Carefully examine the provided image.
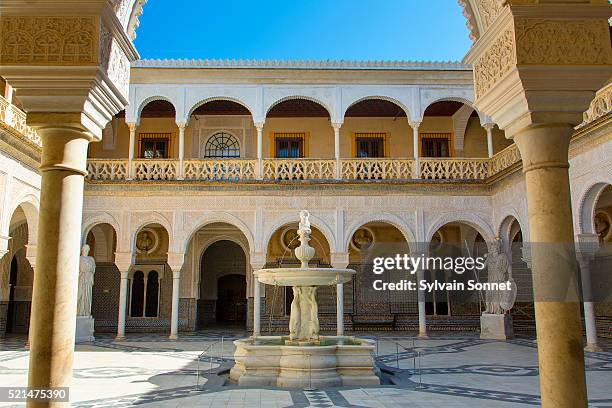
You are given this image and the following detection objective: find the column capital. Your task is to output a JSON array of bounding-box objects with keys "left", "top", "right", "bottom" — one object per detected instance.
[
  {"left": 254, "top": 121, "right": 265, "bottom": 130},
  {"left": 126, "top": 122, "right": 138, "bottom": 131},
  {"left": 482, "top": 122, "right": 495, "bottom": 132},
  {"left": 409, "top": 120, "right": 421, "bottom": 129},
  {"left": 331, "top": 122, "right": 343, "bottom": 131},
  {"left": 0, "top": 235, "right": 10, "bottom": 260},
  {"left": 114, "top": 251, "right": 133, "bottom": 273},
  {"left": 330, "top": 252, "right": 350, "bottom": 269},
  {"left": 250, "top": 252, "right": 267, "bottom": 270},
  {"left": 176, "top": 121, "right": 187, "bottom": 130},
  {"left": 25, "top": 244, "right": 37, "bottom": 269},
  {"left": 167, "top": 252, "right": 185, "bottom": 272}
]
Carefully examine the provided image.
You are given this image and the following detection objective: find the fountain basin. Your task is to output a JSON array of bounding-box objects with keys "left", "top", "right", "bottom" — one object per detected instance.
[
  {"left": 254, "top": 268, "right": 355, "bottom": 287},
  {"left": 229, "top": 336, "right": 380, "bottom": 388}
]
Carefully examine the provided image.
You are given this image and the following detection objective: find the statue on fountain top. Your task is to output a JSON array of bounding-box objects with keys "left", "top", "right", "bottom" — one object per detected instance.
[{"left": 299, "top": 210, "right": 311, "bottom": 233}]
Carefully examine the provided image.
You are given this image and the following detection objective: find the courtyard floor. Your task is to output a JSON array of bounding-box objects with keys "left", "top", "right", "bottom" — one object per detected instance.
[{"left": 0, "top": 331, "right": 610, "bottom": 407}]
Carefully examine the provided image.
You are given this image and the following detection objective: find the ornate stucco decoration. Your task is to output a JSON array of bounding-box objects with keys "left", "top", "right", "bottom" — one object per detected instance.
[
  {"left": 473, "top": 29, "right": 516, "bottom": 99},
  {"left": 515, "top": 19, "right": 612, "bottom": 65},
  {"left": 475, "top": 0, "right": 505, "bottom": 32},
  {"left": 457, "top": 0, "right": 480, "bottom": 41},
  {"left": 132, "top": 59, "right": 470, "bottom": 71},
  {"left": 581, "top": 83, "right": 612, "bottom": 126},
  {"left": 0, "top": 16, "right": 99, "bottom": 65},
  {"left": 113, "top": 0, "right": 148, "bottom": 40}
]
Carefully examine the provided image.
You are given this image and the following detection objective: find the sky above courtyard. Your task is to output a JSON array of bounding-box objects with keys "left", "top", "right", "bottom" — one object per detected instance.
[{"left": 134, "top": 0, "right": 472, "bottom": 61}]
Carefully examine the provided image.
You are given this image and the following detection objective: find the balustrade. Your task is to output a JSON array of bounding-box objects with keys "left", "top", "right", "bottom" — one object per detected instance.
[
  {"left": 263, "top": 159, "right": 336, "bottom": 180},
  {"left": 0, "top": 95, "right": 42, "bottom": 147},
  {"left": 86, "top": 160, "right": 128, "bottom": 181},
  {"left": 184, "top": 159, "right": 256, "bottom": 181},
  {"left": 420, "top": 158, "right": 489, "bottom": 180},
  {"left": 133, "top": 160, "right": 178, "bottom": 181},
  {"left": 341, "top": 158, "right": 414, "bottom": 180}
]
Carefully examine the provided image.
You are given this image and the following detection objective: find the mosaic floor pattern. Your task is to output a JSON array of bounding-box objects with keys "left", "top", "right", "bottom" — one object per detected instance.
[{"left": 0, "top": 332, "right": 610, "bottom": 407}]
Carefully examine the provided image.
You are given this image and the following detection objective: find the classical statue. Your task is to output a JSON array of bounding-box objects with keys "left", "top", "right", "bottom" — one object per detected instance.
[
  {"left": 483, "top": 238, "right": 511, "bottom": 314},
  {"left": 298, "top": 210, "right": 311, "bottom": 233},
  {"left": 77, "top": 244, "right": 96, "bottom": 316},
  {"left": 288, "top": 286, "right": 319, "bottom": 341}
]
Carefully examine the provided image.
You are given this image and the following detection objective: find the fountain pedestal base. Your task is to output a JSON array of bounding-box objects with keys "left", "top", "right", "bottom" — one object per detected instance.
[{"left": 230, "top": 336, "right": 380, "bottom": 388}]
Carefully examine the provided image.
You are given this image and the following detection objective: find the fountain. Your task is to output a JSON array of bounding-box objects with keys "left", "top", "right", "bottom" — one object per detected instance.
[{"left": 229, "top": 210, "right": 380, "bottom": 388}]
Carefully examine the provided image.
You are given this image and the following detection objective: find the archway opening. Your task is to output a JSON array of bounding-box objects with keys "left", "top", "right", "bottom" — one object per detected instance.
[
  {"left": 348, "top": 222, "right": 410, "bottom": 330},
  {"left": 1, "top": 206, "right": 34, "bottom": 336},
  {"left": 199, "top": 240, "right": 247, "bottom": 329}
]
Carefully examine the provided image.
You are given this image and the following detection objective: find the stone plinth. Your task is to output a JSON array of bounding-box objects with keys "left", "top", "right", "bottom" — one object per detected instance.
[
  {"left": 75, "top": 316, "right": 95, "bottom": 343},
  {"left": 229, "top": 336, "right": 380, "bottom": 388},
  {"left": 480, "top": 313, "right": 513, "bottom": 340}
]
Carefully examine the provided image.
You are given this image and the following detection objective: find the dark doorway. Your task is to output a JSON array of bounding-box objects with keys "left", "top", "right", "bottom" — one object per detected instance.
[
  {"left": 6, "top": 255, "right": 30, "bottom": 334},
  {"left": 198, "top": 240, "right": 246, "bottom": 329}
]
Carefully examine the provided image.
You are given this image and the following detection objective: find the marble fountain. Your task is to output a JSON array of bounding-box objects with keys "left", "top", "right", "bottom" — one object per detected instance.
[{"left": 229, "top": 210, "right": 380, "bottom": 388}]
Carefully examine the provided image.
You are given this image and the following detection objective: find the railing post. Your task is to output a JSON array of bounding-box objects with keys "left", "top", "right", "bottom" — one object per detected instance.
[
  {"left": 410, "top": 121, "right": 421, "bottom": 179},
  {"left": 483, "top": 123, "right": 495, "bottom": 158}
]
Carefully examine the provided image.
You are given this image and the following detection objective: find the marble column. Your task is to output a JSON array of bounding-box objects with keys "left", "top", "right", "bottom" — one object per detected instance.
[
  {"left": 255, "top": 123, "right": 264, "bottom": 180},
  {"left": 410, "top": 122, "right": 421, "bottom": 179},
  {"left": 116, "top": 270, "right": 129, "bottom": 340},
  {"left": 514, "top": 125, "right": 587, "bottom": 407},
  {"left": 27, "top": 127, "right": 91, "bottom": 399},
  {"left": 127, "top": 122, "right": 137, "bottom": 180},
  {"left": 169, "top": 270, "right": 181, "bottom": 339},
  {"left": 253, "top": 278, "right": 261, "bottom": 337},
  {"left": 576, "top": 234, "right": 601, "bottom": 352},
  {"left": 177, "top": 122, "right": 186, "bottom": 180},
  {"left": 332, "top": 123, "right": 342, "bottom": 180},
  {"left": 336, "top": 283, "right": 344, "bottom": 336},
  {"left": 484, "top": 123, "right": 494, "bottom": 158}
]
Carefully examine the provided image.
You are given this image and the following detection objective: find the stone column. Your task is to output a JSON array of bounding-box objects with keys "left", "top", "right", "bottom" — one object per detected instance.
[
  {"left": 116, "top": 270, "right": 129, "bottom": 340},
  {"left": 483, "top": 123, "right": 494, "bottom": 158},
  {"left": 410, "top": 122, "right": 421, "bottom": 179},
  {"left": 177, "top": 122, "right": 186, "bottom": 180},
  {"left": 332, "top": 123, "right": 342, "bottom": 180},
  {"left": 26, "top": 126, "right": 91, "bottom": 399},
  {"left": 576, "top": 234, "right": 601, "bottom": 352},
  {"left": 253, "top": 278, "right": 261, "bottom": 337},
  {"left": 514, "top": 125, "right": 587, "bottom": 407},
  {"left": 255, "top": 122, "right": 264, "bottom": 180},
  {"left": 169, "top": 270, "right": 180, "bottom": 339},
  {"left": 336, "top": 283, "right": 344, "bottom": 336},
  {"left": 127, "top": 122, "right": 137, "bottom": 180},
  {"left": 412, "top": 249, "right": 427, "bottom": 338}
]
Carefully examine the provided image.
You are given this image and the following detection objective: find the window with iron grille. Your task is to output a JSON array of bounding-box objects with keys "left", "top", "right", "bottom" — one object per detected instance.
[
  {"left": 274, "top": 132, "right": 305, "bottom": 158},
  {"left": 421, "top": 133, "right": 451, "bottom": 157},
  {"left": 204, "top": 131, "right": 240, "bottom": 158},
  {"left": 139, "top": 133, "right": 171, "bottom": 159},
  {"left": 355, "top": 133, "right": 386, "bottom": 158}
]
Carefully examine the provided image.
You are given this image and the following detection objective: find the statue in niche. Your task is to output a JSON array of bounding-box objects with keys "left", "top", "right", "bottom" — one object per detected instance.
[
  {"left": 77, "top": 245, "right": 96, "bottom": 316},
  {"left": 483, "top": 238, "right": 511, "bottom": 314},
  {"left": 352, "top": 228, "right": 374, "bottom": 251}
]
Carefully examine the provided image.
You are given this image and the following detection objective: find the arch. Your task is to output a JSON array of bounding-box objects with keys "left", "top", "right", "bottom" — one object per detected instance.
[
  {"left": 425, "top": 212, "right": 495, "bottom": 246},
  {"left": 130, "top": 212, "right": 173, "bottom": 254},
  {"left": 8, "top": 194, "right": 39, "bottom": 246},
  {"left": 182, "top": 212, "right": 255, "bottom": 254},
  {"left": 579, "top": 182, "right": 612, "bottom": 235},
  {"left": 423, "top": 97, "right": 485, "bottom": 123},
  {"left": 187, "top": 96, "right": 255, "bottom": 120},
  {"left": 82, "top": 212, "right": 121, "bottom": 246},
  {"left": 342, "top": 96, "right": 412, "bottom": 121},
  {"left": 135, "top": 96, "right": 178, "bottom": 123},
  {"left": 344, "top": 212, "right": 416, "bottom": 253},
  {"left": 265, "top": 95, "right": 333, "bottom": 119},
  {"left": 263, "top": 212, "right": 336, "bottom": 255},
  {"left": 497, "top": 215, "right": 524, "bottom": 252}
]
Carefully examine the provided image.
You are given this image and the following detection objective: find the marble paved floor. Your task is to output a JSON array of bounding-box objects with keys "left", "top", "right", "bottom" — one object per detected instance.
[{"left": 0, "top": 331, "right": 610, "bottom": 407}]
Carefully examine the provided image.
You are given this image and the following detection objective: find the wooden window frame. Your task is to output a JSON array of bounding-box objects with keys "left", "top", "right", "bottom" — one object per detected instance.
[
  {"left": 270, "top": 132, "right": 309, "bottom": 158},
  {"left": 419, "top": 132, "right": 454, "bottom": 158},
  {"left": 352, "top": 132, "right": 389, "bottom": 158},
  {"left": 138, "top": 132, "right": 174, "bottom": 159}
]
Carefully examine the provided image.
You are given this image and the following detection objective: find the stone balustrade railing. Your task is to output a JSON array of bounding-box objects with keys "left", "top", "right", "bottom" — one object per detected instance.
[
  {"left": 0, "top": 95, "right": 42, "bottom": 147},
  {"left": 184, "top": 159, "right": 256, "bottom": 181},
  {"left": 86, "top": 151, "right": 522, "bottom": 183},
  {"left": 341, "top": 158, "right": 415, "bottom": 180},
  {"left": 263, "top": 159, "right": 336, "bottom": 180}
]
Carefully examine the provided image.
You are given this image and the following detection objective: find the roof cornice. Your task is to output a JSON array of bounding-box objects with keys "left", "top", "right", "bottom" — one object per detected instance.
[{"left": 131, "top": 59, "right": 471, "bottom": 71}]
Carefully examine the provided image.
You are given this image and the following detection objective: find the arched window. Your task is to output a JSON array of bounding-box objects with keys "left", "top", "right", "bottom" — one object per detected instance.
[
  {"left": 130, "top": 271, "right": 144, "bottom": 317},
  {"left": 145, "top": 271, "right": 159, "bottom": 317},
  {"left": 204, "top": 132, "right": 240, "bottom": 158}
]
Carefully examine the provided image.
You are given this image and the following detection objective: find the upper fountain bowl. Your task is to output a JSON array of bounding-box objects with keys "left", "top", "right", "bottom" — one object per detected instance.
[{"left": 254, "top": 267, "right": 355, "bottom": 287}]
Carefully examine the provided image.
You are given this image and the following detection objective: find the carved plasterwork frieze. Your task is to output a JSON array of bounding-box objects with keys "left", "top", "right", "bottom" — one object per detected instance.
[
  {"left": 581, "top": 83, "right": 612, "bottom": 126},
  {"left": 0, "top": 16, "right": 99, "bottom": 65},
  {"left": 475, "top": 0, "right": 505, "bottom": 32},
  {"left": 99, "top": 24, "right": 131, "bottom": 97},
  {"left": 474, "top": 28, "right": 516, "bottom": 99},
  {"left": 515, "top": 19, "right": 612, "bottom": 65}
]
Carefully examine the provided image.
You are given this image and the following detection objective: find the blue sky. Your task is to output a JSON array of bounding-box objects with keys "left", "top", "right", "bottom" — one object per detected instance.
[{"left": 134, "top": 1, "right": 472, "bottom": 61}]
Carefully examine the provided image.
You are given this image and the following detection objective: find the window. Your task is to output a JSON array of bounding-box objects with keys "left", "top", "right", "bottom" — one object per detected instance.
[
  {"left": 130, "top": 270, "right": 160, "bottom": 318},
  {"left": 139, "top": 133, "right": 171, "bottom": 159},
  {"left": 421, "top": 133, "right": 452, "bottom": 158},
  {"left": 204, "top": 132, "right": 240, "bottom": 158},
  {"left": 354, "top": 133, "right": 386, "bottom": 158},
  {"left": 274, "top": 133, "right": 305, "bottom": 158}
]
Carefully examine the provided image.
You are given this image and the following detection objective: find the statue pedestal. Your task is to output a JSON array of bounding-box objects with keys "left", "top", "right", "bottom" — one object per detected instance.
[
  {"left": 75, "top": 315, "right": 95, "bottom": 343},
  {"left": 480, "top": 313, "right": 513, "bottom": 340}
]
